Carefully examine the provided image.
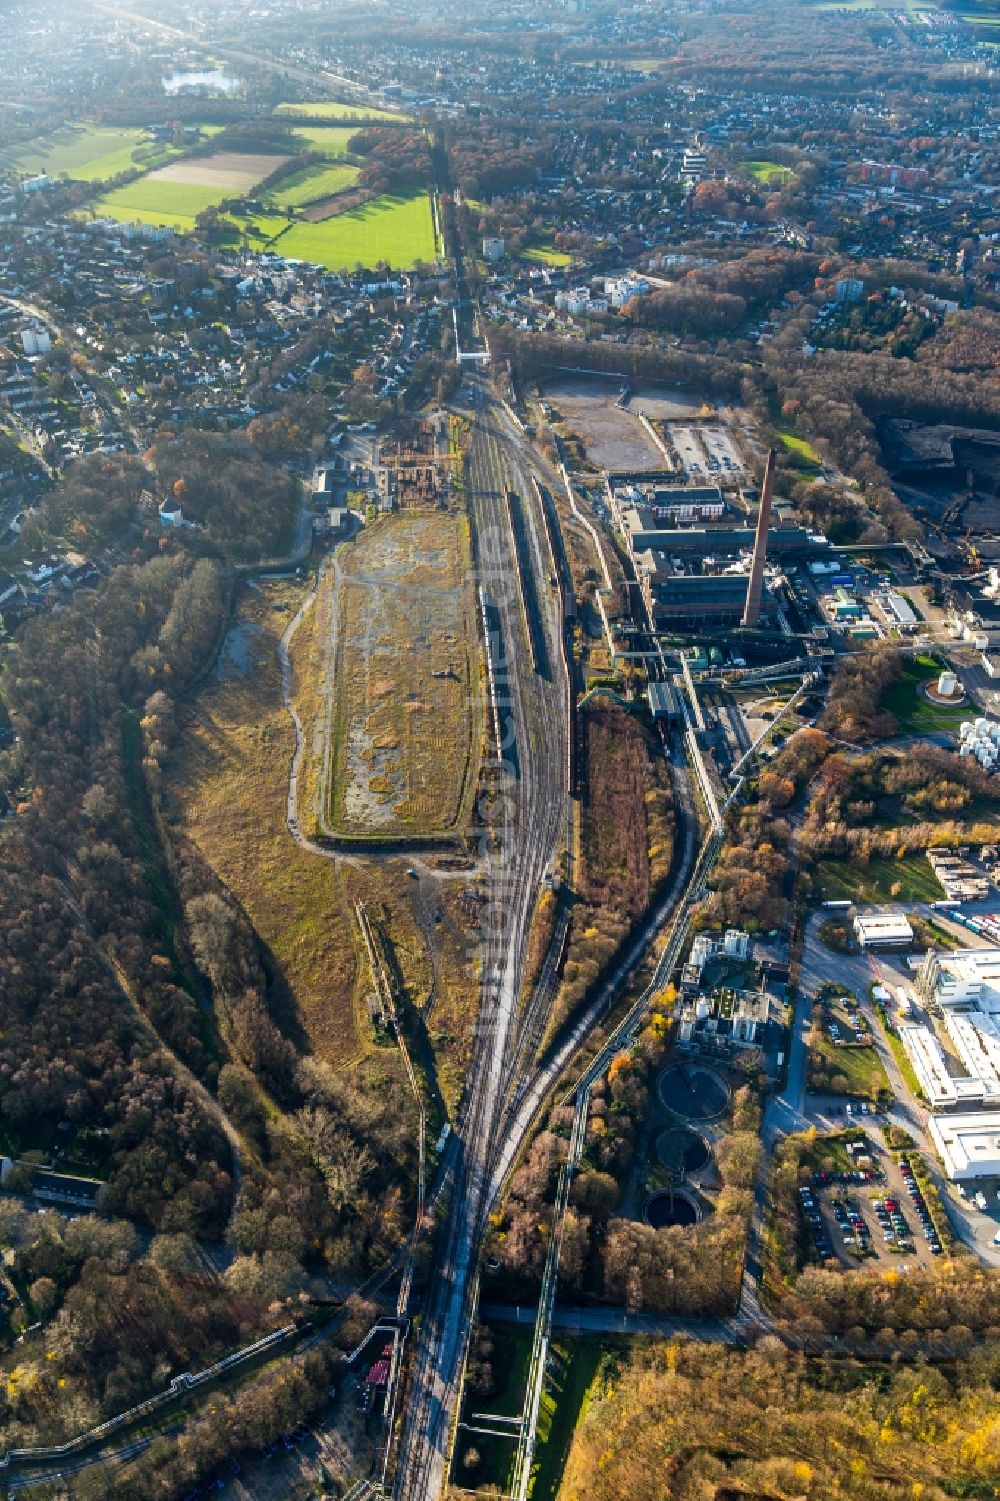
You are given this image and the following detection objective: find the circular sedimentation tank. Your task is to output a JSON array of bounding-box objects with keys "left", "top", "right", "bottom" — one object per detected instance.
[
  {"left": 655, "top": 1126, "right": 711, "bottom": 1176},
  {"left": 645, "top": 1188, "right": 700, "bottom": 1229},
  {"left": 658, "top": 1062, "right": 730, "bottom": 1122}
]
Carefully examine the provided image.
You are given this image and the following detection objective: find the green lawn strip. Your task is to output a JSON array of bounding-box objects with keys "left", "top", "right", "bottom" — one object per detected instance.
[
  {"left": 812, "top": 853, "right": 945, "bottom": 904},
  {"left": 265, "top": 162, "right": 360, "bottom": 210},
  {"left": 869, "top": 999, "right": 926, "bottom": 1103},
  {"left": 276, "top": 100, "right": 409, "bottom": 121},
  {"left": 531, "top": 1337, "right": 604, "bottom": 1501},
  {"left": 275, "top": 191, "right": 435, "bottom": 270}
]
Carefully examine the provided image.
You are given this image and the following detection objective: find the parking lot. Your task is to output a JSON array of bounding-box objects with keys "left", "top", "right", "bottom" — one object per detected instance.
[
  {"left": 667, "top": 423, "right": 706, "bottom": 476},
  {"left": 698, "top": 423, "right": 745, "bottom": 477},
  {"left": 799, "top": 1135, "right": 945, "bottom": 1269}
]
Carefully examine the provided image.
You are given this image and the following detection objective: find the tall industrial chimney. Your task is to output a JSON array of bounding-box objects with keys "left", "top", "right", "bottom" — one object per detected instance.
[{"left": 741, "top": 447, "right": 776, "bottom": 629}]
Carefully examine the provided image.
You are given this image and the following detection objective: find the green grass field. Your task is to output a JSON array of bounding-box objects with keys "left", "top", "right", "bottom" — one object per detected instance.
[
  {"left": 276, "top": 191, "right": 436, "bottom": 269},
  {"left": 220, "top": 213, "right": 296, "bottom": 245},
  {"left": 266, "top": 162, "right": 360, "bottom": 210},
  {"left": 810, "top": 1005, "right": 892, "bottom": 1100},
  {"left": 90, "top": 178, "right": 226, "bottom": 232},
  {"left": 290, "top": 126, "right": 361, "bottom": 158},
  {"left": 276, "top": 99, "right": 408, "bottom": 121},
  {"left": 740, "top": 159, "right": 796, "bottom": 184},
  {"left": 813, "top": 853, "right": 945, "bottom": 904},
  {"left": 1, "top": 126, "right": 157, "bottom": 182},
  {"left": 523, "top": 243, "right": 574, "bottom": 267},
  {"left": 779, "top": 430, "right": 822, "bottom": 466},
  {"left": 882, "top": 654, "right": 972, "bottom": 731}
]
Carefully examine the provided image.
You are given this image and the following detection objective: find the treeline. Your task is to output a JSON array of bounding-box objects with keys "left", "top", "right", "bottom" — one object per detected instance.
[
  {"left": 696, "top": 800, "right": 792, "bottom": 933},
  {"left": 558, "top": 1340, "right": 1000, "bottom": 1501},
  {"left": 543, "top": 701, "right": 674, "bottom": 1047},
  {"left": 768, "top": 345, "right": 1000, "bottom": 541},
  {"left": 691, "top": 246, "right": 822, "bottom": 306},
  {"left": 146, "top": 431, "right": 301, "bottom": 562},
  {"left": 819, "top": 644, "right": 902, "bottom": 742},
  {"left": 350, "top": 126, "right": 432, "bottom": 194},
  {"left": 26, "top": 435, "right": 302, "bottom": 563},
  {"left": 445, "top": 120, "right": 551, "bottom": 197},
  {"left": 624, "top": 283, "right": 747, "bottom": 337},
  {"left": 491, "top": 326, "right": 745, "bottom": 398},
  {"left": 72, "top": 1341, "right": 347, "bottom": 1501},
  {"left": 0, "top": 1202, "right": 283, "bottom": 1448},
  {"left": 1, "top": 555, "right": 239, "bottom": 1235},
  {"left": 800, "top": 738, "right": 1000, "bottom": 863}
]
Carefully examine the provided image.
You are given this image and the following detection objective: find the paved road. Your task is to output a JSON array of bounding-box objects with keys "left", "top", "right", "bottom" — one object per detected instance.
[{"left": 480, "top": 1301, "right": 745, "bottom": 1344}]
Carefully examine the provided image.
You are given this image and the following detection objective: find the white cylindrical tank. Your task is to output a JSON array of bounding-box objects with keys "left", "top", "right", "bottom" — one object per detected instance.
[
  {"left": 938, "top": 670, "right": 958, "bottom": 698},
  {"left": 976, "top": 718, "right": 989, "bottom": 732},
  {"left": 961, "top": 721, "right": 975, "bottom": 739}
]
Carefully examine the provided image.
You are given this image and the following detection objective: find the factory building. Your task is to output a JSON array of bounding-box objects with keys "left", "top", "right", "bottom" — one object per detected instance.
[
  {"left": 917, "top": 947, "right": 1000, "bottom": 1015},
  {"left": 928, "top": 1114, "right": 1000, "bottom": 1181}
]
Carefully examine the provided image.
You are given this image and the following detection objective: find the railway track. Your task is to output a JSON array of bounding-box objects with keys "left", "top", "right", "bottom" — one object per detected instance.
[{"left": 392, "top": 374, "right": 568, "bottom": 1501}]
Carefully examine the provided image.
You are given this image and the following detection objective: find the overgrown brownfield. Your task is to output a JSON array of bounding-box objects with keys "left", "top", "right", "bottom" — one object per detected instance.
[
  {"left": 542, "top": 699, "right": 673, "bottom": 1048},
  {"left": 165, "top": 580, "right": 361, "bottom": 1065}
]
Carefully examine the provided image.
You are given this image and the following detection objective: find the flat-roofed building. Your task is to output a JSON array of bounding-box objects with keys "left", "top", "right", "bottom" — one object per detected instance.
[
  {"left": 929, "top": 1113, "right": 1000, "bottom": 1181},
  {"left": 899, "top": 1008, "right": 1000, "bottom": 1110},
  {"left": 918, "top": 947, "right": 1000, "bottom": 1015},
  {"left": 647, "top": 681, "right": 681, "bottom": 721},
  {"left": 853, "top": 911, "right": 914, "bottom": 949},
  {"left": 899, "top": 1024, "right": 985, "bottom": 1109}
]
